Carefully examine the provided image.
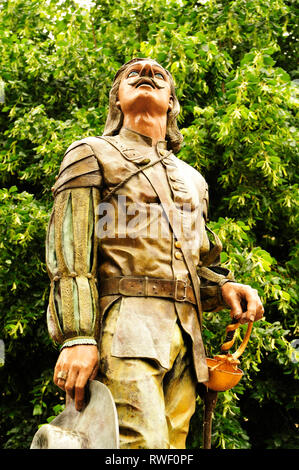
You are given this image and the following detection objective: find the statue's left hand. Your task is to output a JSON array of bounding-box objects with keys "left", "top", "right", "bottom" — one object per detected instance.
[
  {"left": 221, "top": 282, "right": 264, "bottom": 324},
  {"left": 54, "top": 345, "right": 99, "bottom": 411}
]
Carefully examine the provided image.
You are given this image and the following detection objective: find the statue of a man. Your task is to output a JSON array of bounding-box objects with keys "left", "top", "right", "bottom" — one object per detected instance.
[{"left": 46, "top": 58, "right": 264, "bottom": 449}]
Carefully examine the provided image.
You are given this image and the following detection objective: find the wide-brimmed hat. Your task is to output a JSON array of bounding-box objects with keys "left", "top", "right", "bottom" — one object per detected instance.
[{"left": 30, "top": 380, "right": 119, "bottom": 449}]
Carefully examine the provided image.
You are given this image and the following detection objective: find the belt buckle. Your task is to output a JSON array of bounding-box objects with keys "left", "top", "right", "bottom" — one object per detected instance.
[{"left": 175, "top": 279, "right": 187, "bottom": 302}]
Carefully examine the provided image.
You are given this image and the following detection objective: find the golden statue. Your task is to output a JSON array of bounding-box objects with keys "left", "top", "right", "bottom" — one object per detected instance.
[{"left": 45, "top": 58, "right": 264, "bottom": 449}]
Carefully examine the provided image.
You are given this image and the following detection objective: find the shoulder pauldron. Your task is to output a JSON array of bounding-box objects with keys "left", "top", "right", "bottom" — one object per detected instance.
[{"left": 52, "top": 141, "right": 102, "bottom": 197}]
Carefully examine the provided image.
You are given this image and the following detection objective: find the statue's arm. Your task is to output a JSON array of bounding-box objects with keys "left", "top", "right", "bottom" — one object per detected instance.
[
  {"left": 46, "top": 186, "right": 101, "bottom": 346},
  {"left": 46, "top": 141, "right": 102, "bottom": 410},
  {"left": 197, "top": 179, "right": 264, "bottom": 322}
]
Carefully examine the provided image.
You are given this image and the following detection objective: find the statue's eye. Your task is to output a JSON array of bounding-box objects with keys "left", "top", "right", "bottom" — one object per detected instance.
[
  {"left": 128, "top": 71, "right": 139, "bottom": 78},
  {"left": 155, "top": 72, "right": 164, "bottom": 79}
]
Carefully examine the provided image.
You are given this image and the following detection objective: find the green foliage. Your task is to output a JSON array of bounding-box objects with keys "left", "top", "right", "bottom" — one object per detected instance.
[{"left": 0, "top": 0, "right": 298, "bottom": 449}]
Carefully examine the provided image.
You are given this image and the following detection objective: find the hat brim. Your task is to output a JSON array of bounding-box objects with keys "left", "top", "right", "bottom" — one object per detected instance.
[{"left": 31, "top": 380, "right": 119, "bottom": 449}]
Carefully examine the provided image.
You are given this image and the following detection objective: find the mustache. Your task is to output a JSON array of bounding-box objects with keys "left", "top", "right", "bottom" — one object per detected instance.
[{"left": 128, "top": 76, "right": 165, "bottom": 90}]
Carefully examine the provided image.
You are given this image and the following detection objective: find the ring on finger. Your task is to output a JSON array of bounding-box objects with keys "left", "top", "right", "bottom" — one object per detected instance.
[{"left": 57, "top": 370, "right": 68, "bottom": 381}]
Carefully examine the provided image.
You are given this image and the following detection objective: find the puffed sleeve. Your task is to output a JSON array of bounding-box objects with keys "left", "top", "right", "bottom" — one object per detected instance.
[{"left": 46, "top": 140, "right": 102, "bottom": 348}]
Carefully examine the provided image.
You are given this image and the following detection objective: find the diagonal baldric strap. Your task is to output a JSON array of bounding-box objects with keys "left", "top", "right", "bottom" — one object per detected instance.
[{"left": 97, "top": 136, "right": 203, "bottom": 328}]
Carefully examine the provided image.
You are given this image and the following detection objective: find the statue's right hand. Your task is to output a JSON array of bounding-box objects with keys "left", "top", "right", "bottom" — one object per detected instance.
[{"left": 54, "top": 344, "right": 99, "bottom": 411}]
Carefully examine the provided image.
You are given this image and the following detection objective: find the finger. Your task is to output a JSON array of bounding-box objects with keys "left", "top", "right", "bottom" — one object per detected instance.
[
  {"left": 227, "top": 291, "right": 244, "bottom": 320},
  {"left": 75, "top": 372, "right": 89, "bottom": 411},
  {"left": 241, "top": 289, "right": 262, "bottom": 323},
  {"left": 53, "top": 369, "right": 59, "bottom": 386},
  {"left": 65, "top": 366, "right": 79, "bottom": 398},
  {"left": 56, "top": 377, "right": 67, "bottom": 391},
  {"left": 255, "top": 289, "right": 265, "bottom": 319},
  {"left": 90, "top": 363, "right": 99, "bottom": 381},
  {"left": 54, "top": 363, "right": 66, "bottom": 388},
  {"left": 53, "top": 351, "right": 69, "bottom": 383},
  {"left": 239, "top": 312, "right": 251, "bottom": 324},
  {"left": 255, "top": 300, "right": 264, "bottom": 321},
  {"left": 53, "top": 362, "right": 61, "bottom": 385}
]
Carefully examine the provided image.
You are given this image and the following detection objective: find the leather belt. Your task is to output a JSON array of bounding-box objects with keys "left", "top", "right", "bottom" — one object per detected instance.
[{"left": 99, "top": 277, "right": 196, "bottom": 304}]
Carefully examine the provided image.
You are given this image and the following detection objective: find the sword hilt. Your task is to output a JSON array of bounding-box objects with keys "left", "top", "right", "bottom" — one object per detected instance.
[
  {"left": 221, "top": 317, "right": 240, "bottom": 352},
  {"left": 221, "top": 300, "right": 253, "bottom": 358}
]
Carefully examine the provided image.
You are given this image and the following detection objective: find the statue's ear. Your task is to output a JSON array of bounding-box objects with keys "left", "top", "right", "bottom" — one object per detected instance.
[
  {"left": 168, "top": 96, "right": 174, "bottom": 112},
  {"left": 116, "top": 100, "right": 121, "bottom": 110}
]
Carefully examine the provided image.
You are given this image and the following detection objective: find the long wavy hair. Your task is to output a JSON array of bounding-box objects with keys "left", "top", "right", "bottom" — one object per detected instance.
[{"left": 103, "top": 58, "right": 183, "bottom": 154}]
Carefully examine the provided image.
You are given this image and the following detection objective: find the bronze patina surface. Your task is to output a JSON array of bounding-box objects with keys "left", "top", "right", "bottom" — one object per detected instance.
[{"left": 44, "top": 58, "right": 264, "bottom": 449}]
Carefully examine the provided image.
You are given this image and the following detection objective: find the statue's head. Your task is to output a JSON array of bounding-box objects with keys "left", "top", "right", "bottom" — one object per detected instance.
[{"left": 103, "top": 58, "right": 183, "bottom": 154}]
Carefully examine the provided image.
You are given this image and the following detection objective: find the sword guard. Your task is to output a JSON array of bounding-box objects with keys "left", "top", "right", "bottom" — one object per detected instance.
[{"left": 221, "top": 320, "right": 253, "bottom": 360}]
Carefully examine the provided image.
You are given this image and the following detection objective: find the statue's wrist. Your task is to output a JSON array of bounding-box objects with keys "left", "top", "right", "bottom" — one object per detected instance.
[
  {"left": 219, "top": 280, "right": 236, "bottom": 308},
  {"left": 60, "top": 337, "right": 98, "bottom": 350}
]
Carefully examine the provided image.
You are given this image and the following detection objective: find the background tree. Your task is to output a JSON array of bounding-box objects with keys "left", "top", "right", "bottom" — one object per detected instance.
[{"left": 0, "top": 0, "right": 298, "bottom": 449}]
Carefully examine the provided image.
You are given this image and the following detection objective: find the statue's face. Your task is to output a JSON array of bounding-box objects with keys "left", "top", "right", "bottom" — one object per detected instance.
[{"left": 116, "top": 60, "right": 173, "bottom": 117}]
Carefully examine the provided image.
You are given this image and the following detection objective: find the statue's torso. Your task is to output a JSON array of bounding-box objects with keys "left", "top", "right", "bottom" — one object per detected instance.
[{"left": 83, "top": 128, "right": 210, "bottom": 284}]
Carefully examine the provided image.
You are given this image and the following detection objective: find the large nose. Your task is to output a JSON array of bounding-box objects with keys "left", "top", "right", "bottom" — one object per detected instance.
[{"left": 140, "top": 63, "right": 154, "bottom": 78}]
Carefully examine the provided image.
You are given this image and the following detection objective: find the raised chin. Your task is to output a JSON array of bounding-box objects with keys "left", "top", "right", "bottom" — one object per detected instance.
[{"left": 129, "top": 92, "right": 167, "bottom": 114}]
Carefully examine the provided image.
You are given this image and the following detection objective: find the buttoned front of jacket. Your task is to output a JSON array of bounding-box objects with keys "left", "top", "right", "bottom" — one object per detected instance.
[{"left": 88, "top": 128, "right": 205, "bottom": 282}]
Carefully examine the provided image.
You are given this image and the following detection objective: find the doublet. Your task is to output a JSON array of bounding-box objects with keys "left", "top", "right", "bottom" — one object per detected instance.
[{"left": 46, "top": 128, "right": 233, "bottom": 384}]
